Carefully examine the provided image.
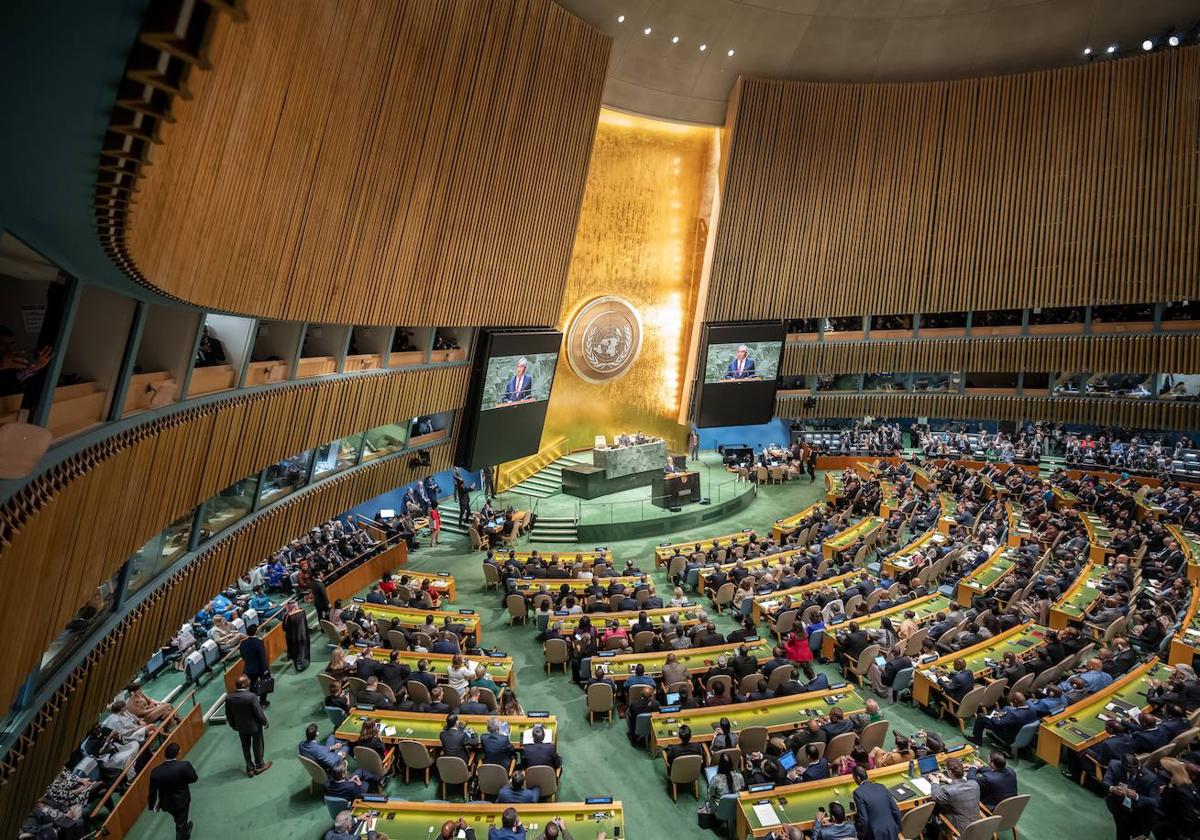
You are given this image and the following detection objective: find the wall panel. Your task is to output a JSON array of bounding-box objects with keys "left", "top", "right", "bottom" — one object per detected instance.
[
  {"left": 708, "top": 47, "right": 1200, "bottom": 321},
  {"left": 0, "top": 445, "right": 451, "bottom": 838},
  {"left": 0, "top": 365, "right": 467, "bottom": 715},
  {"left": 120, "top": 0, "right": 610, "bottom": 325},
  {"left": 777, "top": 392, "right": 1200, "bottom": 431},
  {"left": 783, "top": 333, "right": 1200, "bottom": 376}
]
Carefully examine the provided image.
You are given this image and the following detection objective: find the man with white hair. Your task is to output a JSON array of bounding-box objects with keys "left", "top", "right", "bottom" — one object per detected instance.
[
  {"left": 501, "top": 357, "right": 534, "bottom": 403},
  {"left": 725, "top": 344, "right": 757, "bottom": 379}
]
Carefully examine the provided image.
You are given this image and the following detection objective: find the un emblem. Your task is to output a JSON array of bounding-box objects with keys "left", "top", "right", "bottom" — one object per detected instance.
[{"left": 566, "top": 296, "right": 643, "bottom": 384}]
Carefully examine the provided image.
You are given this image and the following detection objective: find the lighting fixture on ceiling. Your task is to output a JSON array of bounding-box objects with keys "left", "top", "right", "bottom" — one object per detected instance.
[
  {"left": 672, "top": 35, "right": 679, "bottom": 44},
  {"left": 727, "top": 49, "right": 735, "bottom": 57},
  {"left": 617, "top": 14, "right": 624, "bottom": 23},
  {"left": 699, "top": 43, "right": 707, "bottom": 51},
  {"left": 644, "top": 26, "right": 652, "bottom": 35}
]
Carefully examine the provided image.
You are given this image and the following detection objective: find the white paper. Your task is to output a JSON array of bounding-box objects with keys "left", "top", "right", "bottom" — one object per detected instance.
[
  {"left": 911, "top": 777, "right": 933, "bottom": 796},
  {"left": 523, "top": 726, "right": 552, "bottom": 744},
  {"left": 383, "top": 725, "right": 397, "bottom": 737},
  {"left": 752, "top": 803, "right": 781, "bottom": 826}
]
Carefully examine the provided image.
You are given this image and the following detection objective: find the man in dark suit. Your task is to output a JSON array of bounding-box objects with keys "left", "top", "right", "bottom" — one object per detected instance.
[
  {"left": 970, "top": 752, "right": 1019, "bottom": 809},
  {"left": 725, "top": 345, "right": 757, "bottom": 379},
  {"left": 521, "top": 725, "right": 561, "bottom": 770},
  {"left": 355, "top": 649, "right": 383, "bottom": 680},
  {"left": 412, "top": 659, "right": 438, "bottom": 692},
  {"left": 481, "top": 718, "right": 516, "bottom": 768},
  {"left": 665, "top": 724, "right": 705, "bottom": 767},
  {"left": 225, "top": 675, "right": 271, "bottom": 777},
  {"left": 310, "top": 571, "right": 330, "bottom": 620},
  {"left": 819, "top": 707, "right": 855, "bottom": 742},
  {"left": 800, "top": 743, "right": 830, "bottom": 781},
  {"left": 357, "top": 676, "right": 394, "bottom": 710},
  {"left": 501, "top": 358, "right": 534, "bottom": 403},
  {"left": 1104, "top": 753, "right": 1164, "bottom": 840},
  {"left": 945, "top": 658, "right": 976, "bottom": 703},
  {"left": 238, "top": 625, "right": 272, "bottom": 707},
  {"left": 851, "top": 764, "right": 901, "bottom": 839},
  {"left": 968, "top": 691, "right": 1038, "bottom": 746},
  {"left": 379, "top": 650, "right": 409, "bottom": 695},
  {"left": 148, "top": 743, "right": 198, "bottom": 839}
]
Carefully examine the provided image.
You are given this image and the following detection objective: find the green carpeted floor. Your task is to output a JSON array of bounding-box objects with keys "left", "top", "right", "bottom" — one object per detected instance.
[{"left": 127, "top": 473, "right": 1115, "bottom": 840}]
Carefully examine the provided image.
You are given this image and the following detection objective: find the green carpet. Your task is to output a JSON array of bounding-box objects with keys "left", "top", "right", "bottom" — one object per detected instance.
[{"left": 126, "top": 473, "right": 1114, "bottom": 840}]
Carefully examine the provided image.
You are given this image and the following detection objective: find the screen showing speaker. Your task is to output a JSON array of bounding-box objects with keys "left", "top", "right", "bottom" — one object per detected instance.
[
  {"left": 456, "top": 329, "right": 563, "bottom": 471},
  {"left": 696, "top": 322, "right": 785, "bottom": 427}
]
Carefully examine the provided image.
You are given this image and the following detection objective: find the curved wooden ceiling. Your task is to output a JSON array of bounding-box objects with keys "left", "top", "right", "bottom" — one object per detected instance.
[{"left": 122, "top": 0, "right": 610, "bottom": 325}]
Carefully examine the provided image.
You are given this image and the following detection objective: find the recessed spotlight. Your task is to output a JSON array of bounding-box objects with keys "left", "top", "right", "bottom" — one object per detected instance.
[
  {"left": 699, "top": 43, "right": 707, "bottom": 51},
  {"left": 1168, "top": 35, "right": 1181, "bottom": 47},
  {"left": 727, "top": 49, "right": 735, "bottom": 57},
  {"left": 617, "top": 14, "right": 624, "bottom": 23},
  {"left": 1142, "top": 39, "right": 1154, "bottom": 51},
  {"left": 1106, "top": 44, "right": 1118, "bottom": 53},
  {"left": 672, "top": 35, "right": 679, "bottom": 44},
  {"left": 1082, "top": 47, "right": 1092, "bottom": 56},
  {"left": 643, "top": 26, "right": 652, "bottom": 35}
]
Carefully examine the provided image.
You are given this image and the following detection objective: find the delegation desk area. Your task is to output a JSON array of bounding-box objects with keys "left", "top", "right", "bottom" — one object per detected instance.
[
  {"left": 820, "top": 593, "right": 951, "bottom": 660},
  {"left": 913, "top": 623, "right": 1047, "bottom": 707},
  {"left": 351, "top": 648, "right": 516, "bottom": 688},
  {"left": 335, "top": 708, "right": 556, "bottom": 751},
  {"left": 584, "top": 640, "right": 775, "bottom": 683},
  {"left": 655, "top": 530, "right": 756, "bottom": 566},
  {"left": 350, "top": 800, "right": 624, "bottom": 839},
  {"left": 735, "top": 746, "right": 979, "bottom": 838},
  {"left": 648, "top": 686, "right": 867, "bottom": 756},
  {"left": 358, "top": 603, "right": 483, "bottom": 644}
]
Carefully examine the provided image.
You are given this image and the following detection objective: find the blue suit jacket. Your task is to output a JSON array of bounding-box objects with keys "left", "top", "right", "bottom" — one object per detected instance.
[
  {"left": 852, "top": 778, "right": 902, "bottom": 840},
  {"left": 502, "top": 374, "right": 534, "bottom": 403},
  {"left": 970, "top": 766, "right": 1018, "bottom": 809},
  {"left": 725, "top": 358, "right": 756, "bottom": 379}
]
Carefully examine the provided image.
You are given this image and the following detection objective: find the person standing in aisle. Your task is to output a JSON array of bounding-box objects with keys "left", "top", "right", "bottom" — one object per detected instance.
[
  {"left": 148, "top": 743, "right": 198, "bottom": 839},
  {"left": 429, "top": 499, "right": 442, "bottom": 547},
  {"left": 282, "top": 599, "right": 310, "bottom": 671},
  {"left": 225, "top": 675, "right": 272, "bottom": 777}
]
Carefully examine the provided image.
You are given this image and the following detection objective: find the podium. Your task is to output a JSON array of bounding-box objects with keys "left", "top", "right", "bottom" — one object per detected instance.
[{"left": 652, "top": 471, "right": 700, "bottom": 509}]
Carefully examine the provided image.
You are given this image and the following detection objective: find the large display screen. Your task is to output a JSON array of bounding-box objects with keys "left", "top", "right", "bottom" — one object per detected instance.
[
  {"left": 456, "top": 329, "right": 563, "bottom": 471},
  {"left": 479, "top": 352, "right": 558, "bottom": 411},
  {"left": 695, "top": 322, "right": 786, "bottom": 427}
]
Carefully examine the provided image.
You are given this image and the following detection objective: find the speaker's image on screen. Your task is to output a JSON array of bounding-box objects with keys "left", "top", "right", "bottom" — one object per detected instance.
[
  {"left": 695, "top": 322, "right": 786, "bottom": 428},
  {"left": 479, "top": 352, "right": 558, "bottom": 411},
  {"left": 703, "top": 340, "right": 782, "bottom": 384},
  {"left": 455, "top": 329, "right": 563, "bottom": 471}
]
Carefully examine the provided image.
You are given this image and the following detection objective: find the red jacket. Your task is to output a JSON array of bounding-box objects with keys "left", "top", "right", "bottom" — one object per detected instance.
[{"left": 785, "top": 634, "right": 813, "bottom": 663}]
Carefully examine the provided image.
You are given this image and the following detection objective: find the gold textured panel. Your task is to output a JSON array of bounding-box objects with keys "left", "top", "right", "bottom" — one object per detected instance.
[{"left": 541, "top": 110, "right": 718, "bottom": 453}]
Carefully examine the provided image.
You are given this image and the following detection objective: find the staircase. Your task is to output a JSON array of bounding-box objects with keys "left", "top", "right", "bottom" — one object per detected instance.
[
  {"left": 506, "top": 453, "right": 591, "bottom": 499},
  {"left": 530, "top": 515, "right": 578, "bottom": 543}
]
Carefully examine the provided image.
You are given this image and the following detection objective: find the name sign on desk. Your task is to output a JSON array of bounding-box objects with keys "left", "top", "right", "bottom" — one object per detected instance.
[
  {"left": 585, "top": 797, "right": 613, "bottom": 804},
  {"left": 527, "top": 710, "right": 550, "bottom": 717},
  {"left": 458, "top": 609, "right": 476, "bottom": 614}
]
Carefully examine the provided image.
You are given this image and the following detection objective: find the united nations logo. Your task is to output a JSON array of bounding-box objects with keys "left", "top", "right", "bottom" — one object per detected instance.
[{"left": 566, "top": 296, "right": 643, "bottom": 384}]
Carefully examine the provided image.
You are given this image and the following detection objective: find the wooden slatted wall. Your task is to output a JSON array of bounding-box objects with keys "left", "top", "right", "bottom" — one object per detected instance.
[
  {"left": 0, "top": 365, "right": 467, "bottom": 719},
  {"left": 0, "top": 444, "right": 451, "bottom": 838},
  {"left": 123, "top": 0, "right": 610, "bottom": 325},
  {"left": 777, "top": 392, "right": 1200, "bottom": 431},
  {"left": 783, "top": 333, "right": 1200, "bottom": 376},
  {"left": 708, "top": 47, "right": 1200, "bottom": 321}
]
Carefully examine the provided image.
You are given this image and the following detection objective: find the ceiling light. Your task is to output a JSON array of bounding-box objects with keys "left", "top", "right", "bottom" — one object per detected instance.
[
  {"left": 1082, "top": 47, "right": 1092, "bottom": 55},
  {"left": 643, "top": 26, "right": 652, "bottom": 35},
  {"left": 617, "top": 14, "right": 624, "bottom": 23},
  {"left": 1168, "top": 35, "right": 1181, "bottom": 47},
  {"left": 672, "top": 35, "right": 679, "bottom": 44},
  {"left": 699, "top": 43, "right": 707, "bottom": 51},
  {"left": 727, "top": 49, "right": 735, "bottom": 57},
  {"left": 1142, "top": 39, "right": 1154, "bottom": 51},
  {"left": 1106, "top": 44, "right": 1118, "bottom": 54}
]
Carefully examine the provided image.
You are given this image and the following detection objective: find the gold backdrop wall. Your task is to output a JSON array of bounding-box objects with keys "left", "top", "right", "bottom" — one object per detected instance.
[{"left": 541, "top": 110, "right": 718, "bottom": 454}]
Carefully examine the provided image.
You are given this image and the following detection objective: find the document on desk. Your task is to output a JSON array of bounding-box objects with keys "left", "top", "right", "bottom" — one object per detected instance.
[
  {"left": 752, "top": 803, "right": 782, "bottom": 826},
  {"left": 523, "top": 726, "right": 553, "bottom": 744},
  {"left": 382, "top": 725, "right": 398, "bottom": 737},
  {"left": 910, "top": 777, "right": 933, "bottom": 796}
]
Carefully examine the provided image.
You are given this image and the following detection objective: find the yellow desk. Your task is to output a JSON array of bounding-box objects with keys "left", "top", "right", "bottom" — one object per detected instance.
[
  {"left": 395, "top": 570, "right": 456, "bottom": 602},
  {"left": 822, "top": 517, "right": 882, "bottom": 560},
  {"left": 1078, "top": 511, "right": 1113, "bottom": 564},
  {"left": 880, "top": 527, "right": 941, "bottom": 580},
  {"left": 1169, "top": 586, "right": 1200, "bottom": 666},
  {"left": 359, "top": 603, "right": 482, "bottom": 644},
  {"left": 912, "top": 622, "right": 1047, "bottom": 707},
  {"left": 735, "top": 747, "right": 978, "bottom": 838},
  {"left": 751, "top": 571, "right": 858, "bottom": 624},
  {"left": 336, "top": 708, "right": 554, "bottom": 750},
  {"left": 350, "top": 647, "right": 515, "bottom": 688},
  {"left": 649, "top": 687, "right": 866, "bottom": 756},
  {"left": 820, "top": 593, "right": 950, "bottom": 660},
  {"left": 1036, "top": 658, "right": 1171, "bottom": 766},
  {"left": 937, "top": 493, "right": 959, "bottom": 535},
  {"left": 351, "top": 800, "right": 623, "bottom": 839},
  {"left": 589, "top": 640, "right": 774, "bottom": 682},
  {"left": 772, "top": 503, "right": 821, "bottom": 542},
  {"left": 954, "top": 546, "right": 1017, "bottom": 607},
  {"left": 1168, "top": 524, "right": 1200, "bottom": 583},
  {"left": 655, "top": 530, "right": 756, "bottom": 566},
  {"left": 1048, "top": 564, "right": 1109, "bottom": 630}
]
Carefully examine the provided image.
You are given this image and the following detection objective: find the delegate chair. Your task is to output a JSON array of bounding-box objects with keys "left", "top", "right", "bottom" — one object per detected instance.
[
  {"left": 325, "top": 795, "right": 351, "bottom": 819},
  {"left": 824, "top": 731, "right": 857, "bottom": 764},
  {"left": 860, "top": 719, "right": 889, "bottom": 753},
  {"left": 506, "top": 594, "right": 528, "bottom": 625},
  {"left": 435, "top": 755, "right": 471, "bottom": 800},
  {"left": 587, "top": 682, "right": 614, "bottom": 724},
  {"left": 525, "top": 765, "right": 559, "bottom": 802},
  {"left": 354, "top": 745, "right": 392, "bottom": 785},
  {"left": 665, "top": 753, "right": 703, "bottom": 801},
  {"left": 899, "top": 801, "right": 936, "bottom": 840},
  {"left": 984, "top": 794, "right": 1031, "bottom": 840},
  {"left": 939, "top": 814, "right": 1002, "bottom": 840},
  {"left": 737, "top": 726, "right": 769, "bottom": 756},
  {"left": 299, "top": 755, "right": 329, "bottom": 796},
  {"left": 943, "top": 684, "right": 987, "bottom": 732},
  {"left": 544, "top": 639, "right": 570, "bottom": 674},
  {"left": 398, "top": 740, "right": 434, "bottom": 785},
  {"left": 476, "top": 764, "right": 510, "bottom": 800},
  {"left": 483, "top": 564, "right": 500, "bottom": 590}
]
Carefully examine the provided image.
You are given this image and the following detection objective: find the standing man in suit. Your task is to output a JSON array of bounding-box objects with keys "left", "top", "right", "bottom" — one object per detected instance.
[
  {"left": 688, "top": 429, "right": 700, "bottom": 461},
  {"left": 148, "top": 743, "right": 197, "bottom": 840},
  {"left": 501, "top": 358, "right": 534, "bottom": 403},
  {"left": 225, "top": 675, "right": 271, "bottom": 777},
  {"left": 851, "top": 764, "right": 901, "bottom": 840},
  {"left": 725, "top": 345, "right": 757, "bottom": 379},
  {"left": 238, "top": 624, "right": 272, "bottom": 707},
  {"left": 310, "top": 571, "right": 331, "bottom": 621}
]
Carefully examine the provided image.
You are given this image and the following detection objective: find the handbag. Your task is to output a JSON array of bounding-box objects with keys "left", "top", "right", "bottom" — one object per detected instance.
[
  {"left": 255, "top": 674, "right": 276, "bottom": 694},
  {"left": 696, "top": 803, "right": 714, "bottom": 830}
]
